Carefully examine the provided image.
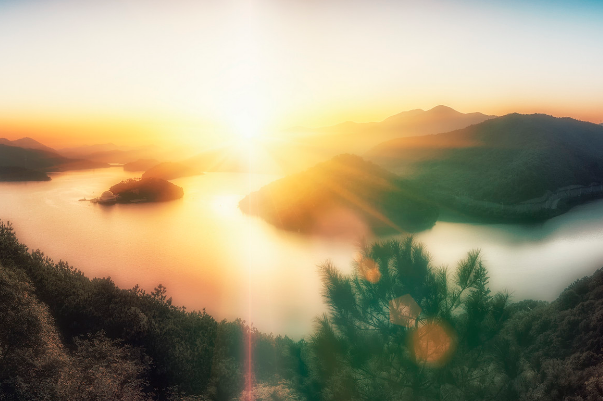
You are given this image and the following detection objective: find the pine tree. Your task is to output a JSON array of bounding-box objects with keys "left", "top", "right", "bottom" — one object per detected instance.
[{"left": 305, "top": 237, "right": 511, "bottom": 400}]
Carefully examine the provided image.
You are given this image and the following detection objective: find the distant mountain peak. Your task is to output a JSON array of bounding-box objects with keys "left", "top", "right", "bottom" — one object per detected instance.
[
  {"left": 428, "top": 105, "right": 458, "bottom": 113},
  {"left": 381, "top": 105, "right": 490, "bottom": 125},
  {"left": 275, "top": 106, "right": 496, "bottom": 163},
  {"left": 0, "top": 137, "right": 56, "bottom": 153}
]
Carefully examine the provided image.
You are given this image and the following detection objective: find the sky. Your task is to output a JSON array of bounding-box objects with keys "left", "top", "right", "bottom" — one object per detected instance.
[{"left": 0, "top": 0, "right": 602, "bottom": 148}]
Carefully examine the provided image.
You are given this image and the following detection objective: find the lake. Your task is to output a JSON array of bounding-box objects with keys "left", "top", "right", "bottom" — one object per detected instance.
[{"left": 1, "top": 167, "right": 603, "bottom": 338}]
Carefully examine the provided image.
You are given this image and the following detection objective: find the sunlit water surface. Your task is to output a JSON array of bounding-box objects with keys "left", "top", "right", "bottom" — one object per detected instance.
[{"left": 1, "top": 167, "right": 603, "bottom": 338}]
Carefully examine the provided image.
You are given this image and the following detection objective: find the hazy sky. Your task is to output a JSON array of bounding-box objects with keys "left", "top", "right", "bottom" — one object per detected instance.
[{"left": 0, "top": 0, "right": 602, "bottom": 147}]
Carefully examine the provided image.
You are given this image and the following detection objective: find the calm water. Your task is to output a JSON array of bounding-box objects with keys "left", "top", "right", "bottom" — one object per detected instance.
[{"left": 1, "top": 167, "right": 603, "bottom": 338}]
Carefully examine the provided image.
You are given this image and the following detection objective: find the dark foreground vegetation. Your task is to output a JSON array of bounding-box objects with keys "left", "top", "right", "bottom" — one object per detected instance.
[
  {"left": 239, "top": 154, "right": 439, "bottom": 234},
  {"left": 109, "top": 178, "right": 184, "bottom": 203},
  {"left": 1, "top": 220, "right": 603, "bottom": 400}
]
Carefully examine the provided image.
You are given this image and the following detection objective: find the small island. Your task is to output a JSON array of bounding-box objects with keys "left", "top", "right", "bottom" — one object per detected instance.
[{"left": 94, "top": 177, "right": 184, "bottom": 204}]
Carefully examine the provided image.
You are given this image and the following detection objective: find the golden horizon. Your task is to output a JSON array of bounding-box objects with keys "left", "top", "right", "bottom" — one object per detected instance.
[{"left": 1, "top": 103, "right": 602, "bottom": 149}]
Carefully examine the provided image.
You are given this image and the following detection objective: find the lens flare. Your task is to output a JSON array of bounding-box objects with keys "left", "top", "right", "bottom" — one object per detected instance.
[
  {"left": 411, "top": 321, "right": 456, "bottom": 366},
  {"left": 389, "top": 294, "right": 421, "bottom": 328},
  {"left": 354, "top": 252, "right": 381, "bottom": 283}
]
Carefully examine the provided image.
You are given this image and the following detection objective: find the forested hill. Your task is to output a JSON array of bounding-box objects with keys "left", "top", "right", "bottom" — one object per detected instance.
[
  {"left": 0, "top": 221, "right": 303, "bottom": 400},
  {"left": 496, "top": 267, "right": 603, "bottom": 399},
  {"left": 109, "top": 177, "right": 184, "bottom": 203},
  {"left": 366, "top": 113, "right": 603, "bottom": 203},
  {"left": 239, "top": 154, "right": 439, "bottom": 234}
]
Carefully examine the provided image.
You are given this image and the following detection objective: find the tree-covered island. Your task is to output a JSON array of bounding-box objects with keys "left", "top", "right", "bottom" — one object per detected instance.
[{"left": 101, "top": 177, "right": 184, "bottom": 204}]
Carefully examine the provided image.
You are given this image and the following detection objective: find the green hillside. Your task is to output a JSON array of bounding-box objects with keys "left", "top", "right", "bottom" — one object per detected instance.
[{"left": 366, "top": 114, "right": 603, "bottom": 204}]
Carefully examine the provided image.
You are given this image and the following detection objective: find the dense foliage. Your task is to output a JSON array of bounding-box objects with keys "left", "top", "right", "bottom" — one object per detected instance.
[
  {"left": 296, "top": 238, "right": 603, "bottom": 401},
  {"left": 239, "top": 154, "right": 439, "bottom": 234},
  {"left": 109, "top": 177, "right": 184, "bottom": 203},
  {"left": 300, "top": 238, "right": 511, "bottom": 400},
  {"left": 0, "top": 221, "right": 300, "bottom": 400},
  {"left": 496, "top": 272, "right": 603, "bottom": 400},
  {"left": 2, "top": 220, "right": 603, "bottom": 400}
]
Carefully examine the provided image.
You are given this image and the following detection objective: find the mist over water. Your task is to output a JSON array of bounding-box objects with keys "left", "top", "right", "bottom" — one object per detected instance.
[{"left": 1, "top": 167, "right": 603, "bottom": 338}]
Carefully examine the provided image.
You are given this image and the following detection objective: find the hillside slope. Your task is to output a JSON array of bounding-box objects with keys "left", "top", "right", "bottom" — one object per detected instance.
[
  {"left": 366, "top": 114, "right": 603, "bottom": 204},
  {"left": 239, "top": 154, "right": 438, "bottom": 234},
  {"left": 496, "top": 268, "right": 603, "bottom": 399},
  {"left": 0, "top": 137, "right": 56, "bottom": 153}
]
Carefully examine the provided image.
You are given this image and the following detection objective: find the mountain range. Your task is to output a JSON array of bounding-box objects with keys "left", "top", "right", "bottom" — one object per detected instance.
[
  {"left": 141, "top": 106, "right": 496, "bottom": 178},
  {"left": 243, "top": 112, "right": 603, "bottom": 229},
  {"left": 58, "top": 144, "right": 159, "bottom": 164},
  {"left": 366, "top": 113, "right": 603, "bottom": 204},
  {"left": 0, "top": 137, "right": 56, "bottom": 153},
  {"left": 4, "top": 109, "right": 603, "bottom": 216},
  {"left": 0, "top": 144, "right": 108, "bottom": 174},
  {"left": 290, "top": 105, "right": 494, "bottom": 155}
]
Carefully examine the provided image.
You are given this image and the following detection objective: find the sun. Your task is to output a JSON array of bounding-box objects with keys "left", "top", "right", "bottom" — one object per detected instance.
[
  {"left": 218, "top": 38, "right": 270, "bottom": 142},
  {"left": 223, "top": 87, "right": 268, "bottom": 142},
  {"left": 232, "top": 108, "right": 263, "bottom": 140}
]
